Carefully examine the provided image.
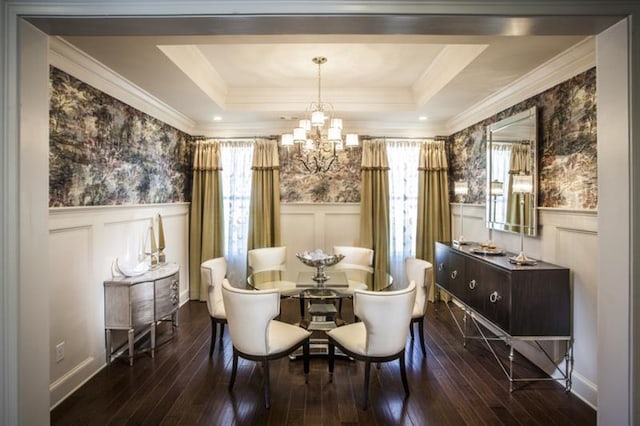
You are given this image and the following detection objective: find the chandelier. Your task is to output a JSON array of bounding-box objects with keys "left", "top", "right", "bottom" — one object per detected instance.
[{"left": 280, "top": 56, "right": 359, "bottom": 173}]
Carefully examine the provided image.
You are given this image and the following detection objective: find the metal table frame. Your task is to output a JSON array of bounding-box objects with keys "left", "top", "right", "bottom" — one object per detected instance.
[{"left": 437, "top": 284, "right": 573, "bottom": 392}]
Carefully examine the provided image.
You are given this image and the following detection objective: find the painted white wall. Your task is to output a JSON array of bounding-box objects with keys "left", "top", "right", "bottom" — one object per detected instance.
[
  {"left": 48, "top": 203, "right": 190, "bottom": 408},
  {"left": 280, "top": 203, "right": 360, "bottom": 281},
  {"left": 19, "top": 21, "right": 51, "bottom": 426},
  {"left": 453, "top": 204, "right": 598, "bottom": 408},
  {"left": 596, "top": 19, "right": 632, "bottom": 425}
]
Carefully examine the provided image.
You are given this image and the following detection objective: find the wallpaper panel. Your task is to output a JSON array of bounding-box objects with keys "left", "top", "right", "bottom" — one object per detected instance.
[
  {"left": 279, "top": 145, "right": 362, "bottom": 203},
  {"left": 49, "top": 66, "right": 193, "bottom": 207},
  {"left": 449, "top": 67, "right": 597, "bottom": 209}
]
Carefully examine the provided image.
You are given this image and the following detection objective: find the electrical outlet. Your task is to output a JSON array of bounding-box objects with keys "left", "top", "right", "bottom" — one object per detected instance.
[{"left": 55, "top": 342, "right": 65, "bottom": 363}]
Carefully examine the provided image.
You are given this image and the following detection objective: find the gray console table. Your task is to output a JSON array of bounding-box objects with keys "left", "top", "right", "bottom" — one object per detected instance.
[{"left": 104, "top": 263, "right": 179, "bottom": 365}]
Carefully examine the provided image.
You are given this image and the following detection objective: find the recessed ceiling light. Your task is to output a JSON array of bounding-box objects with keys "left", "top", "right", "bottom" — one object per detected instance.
[
  {"left": 419, "top": 116, "right": 428, "bottom": 121},
  {"left": 213, "top": 116, "right": 222, "bottom": 121}
]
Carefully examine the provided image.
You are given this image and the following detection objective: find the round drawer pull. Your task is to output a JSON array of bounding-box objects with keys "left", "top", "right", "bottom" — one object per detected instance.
[
  {"left": 450, "top": 270, "right": 458, "bottom": 279},
  {"left": 489, "top": 291, "right": 502, "bottom": 303},
  {"left": 438, "top": 263, "right": 445, "bottom": 272},
  {"left": 468, "top": 279, "right": 477, "bottom": 290}
]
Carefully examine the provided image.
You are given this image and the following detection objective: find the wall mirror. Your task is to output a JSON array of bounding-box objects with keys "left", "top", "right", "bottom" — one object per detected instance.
[{"left": 486, "top": 106, "right": 538, "bottom": 237}]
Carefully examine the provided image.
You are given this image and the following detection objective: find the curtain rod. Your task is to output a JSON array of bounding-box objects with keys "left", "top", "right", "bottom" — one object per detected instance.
[{"left": 194, "top": 136, "right": 448, "bottom": 142}]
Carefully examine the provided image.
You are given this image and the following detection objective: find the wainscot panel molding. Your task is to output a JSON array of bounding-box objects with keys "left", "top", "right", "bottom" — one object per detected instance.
[
  {"left": 452, "top": 204, "right": 598, "bottom": 408},
  {"left": 48, "top": 202, "right": 190, "bottom": 408},
  {"left": 280, "top": 203, "right": 360, "bottom": 281}
]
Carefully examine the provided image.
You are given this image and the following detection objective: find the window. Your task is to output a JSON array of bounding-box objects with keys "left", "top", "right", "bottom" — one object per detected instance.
[
  {"left": 387, "top": 140, "right": 421, "bottom": 284},
  {"left": 220, "top": 141, "right": 254, "bottom": 284}
]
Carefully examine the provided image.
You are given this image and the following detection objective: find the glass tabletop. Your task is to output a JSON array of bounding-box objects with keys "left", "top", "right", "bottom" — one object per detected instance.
[{"left": 247, "top": 268, "right": 393, "bottom": 293}]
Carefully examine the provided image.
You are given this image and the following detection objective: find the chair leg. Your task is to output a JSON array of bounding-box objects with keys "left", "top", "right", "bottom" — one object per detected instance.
[
  {"left": 229, "top": 349, "right": 238, "bottom": 391},
  {"left": 409, "top": 322, "right": 415, "bottom": 340},
  {"left": 418, "top": 318, "right": 427, "bottom": 357},
  {"left": 219, "top": 322, "right": 224, "bottom": 342},
  {"left": 363, "top": 361, "right": 371, "bottom": 410},
  {"left": 263, "top": 360, "right": 271, "bottom": 409},
  {"left": 399, "top": 351, "right": 410, "bottom": 396},
  {"left": 328, "top": 342, "right": 335, "bottom": 382},
  {"left": 209, "top": 317, "right": 217, "bottom": 357},
  {"left": 303, "top": 341, "right": 310, "bottom": 383},
  {"left": 299, "top": 297, "right": 305, "bottom": 318}
]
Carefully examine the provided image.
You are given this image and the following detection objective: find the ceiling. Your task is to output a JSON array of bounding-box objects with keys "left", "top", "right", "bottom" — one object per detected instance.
[{"left": 32, "top": 13, "right": 616, "bottom": 138}]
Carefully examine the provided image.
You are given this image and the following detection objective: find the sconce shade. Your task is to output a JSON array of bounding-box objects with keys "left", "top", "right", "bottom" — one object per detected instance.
[
  {"left": 454, "top": 181, "right": 469, "bottom": 196},
  {"left": 311, "top": 110, "right": 325, "bottom": 127},
  {"left": 512, "top": 174, "right": 533, "bottom": 194},
  {"left": 299, "top": 119, "right": 311, "bottom": 132},
  {"left": 346, "top": 133, "right": 359, "bottom": 147},
  {"left": 293, "top": 127, "right": 306, "bottom": 142},
  {"left": 327, "top": 126, "right": 341, "bottom": 142},
  {"left": 490, "top": 180, "right": 504, "bottom": 196},
  {"left": 280, "top": 133, "right": 294, "bottom": 147}
]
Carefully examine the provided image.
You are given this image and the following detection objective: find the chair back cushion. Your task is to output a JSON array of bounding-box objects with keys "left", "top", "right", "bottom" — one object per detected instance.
[
  {"left": 222, "top": 280, "right": 280, "bottom": 356},
  {"left": 248, "top": 246, "right": 287, "bottom": 275},
  {"left": 201, "top": 257, "right": 227, "bottom": 318},
  {"left": 405, "top": 257, "right": 433, "bottom": 317},
  {"left": 333, "top": 246, "right": 374, "bottom": 275},
  {"left": 353, "top": 282, "right": 416, "bottom": 357}
]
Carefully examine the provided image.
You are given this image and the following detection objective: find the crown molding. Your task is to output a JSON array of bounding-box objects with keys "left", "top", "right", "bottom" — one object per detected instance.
[
  {"left": 445, "top": 36, "right": 595, "bottom": 135},
  {"left": 49, "top": 37, "right": 196, "bottom": 134}
]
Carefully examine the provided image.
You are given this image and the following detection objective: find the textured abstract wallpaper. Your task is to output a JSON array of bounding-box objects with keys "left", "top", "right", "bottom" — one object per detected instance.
[
  {"left": 49, "top": 67, "right": 193, "bottom": 207},
  {"left": 449, "top": 67, "right": 597, "bottom": 209},
  {"left": 279, "top": 145, "right": 362, "bottom": 203},
  {"left": 49, "top": 65, "right": 596, "bottom": 210}
]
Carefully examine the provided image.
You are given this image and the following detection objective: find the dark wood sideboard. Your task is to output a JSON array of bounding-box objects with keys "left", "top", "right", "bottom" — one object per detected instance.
[{"left": 434, "top": 241, "right": 572, "bottom": 390}]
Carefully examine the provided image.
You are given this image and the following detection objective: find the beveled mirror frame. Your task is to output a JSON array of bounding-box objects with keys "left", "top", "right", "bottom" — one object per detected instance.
[{"left": 486, "top": 106, "right": 538, "bottom": 237}]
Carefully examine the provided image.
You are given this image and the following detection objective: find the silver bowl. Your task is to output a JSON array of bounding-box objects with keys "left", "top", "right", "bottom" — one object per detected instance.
[{"left": 295, "top": 251, "right": 345, "bottom": 283}]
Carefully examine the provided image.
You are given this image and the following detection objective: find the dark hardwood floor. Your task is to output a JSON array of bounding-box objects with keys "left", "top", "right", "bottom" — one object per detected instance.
[{"left": 51, "top": 298, "right": 595, "bottom": 425}]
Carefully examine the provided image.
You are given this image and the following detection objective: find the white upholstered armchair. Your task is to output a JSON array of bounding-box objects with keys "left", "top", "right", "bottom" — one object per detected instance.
[
  {"left": 247, "top": 246, "right": 298, "bottom": 297},
  {"left": 327, "top": 281, "right": 416, "bottom": 409},
  {"left": 405, "top": 257, "right": 433, "bottom": 357},
  {"left": 222, "top": 280, "right": 311, "bottom": 409},
  {"left": 201, "top": 257, "right": 228, "bottom": 357}
]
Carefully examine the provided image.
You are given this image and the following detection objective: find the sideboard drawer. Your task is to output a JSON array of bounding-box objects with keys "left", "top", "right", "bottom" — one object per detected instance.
[
  {"left": 155, "top": 272, "right": 180, "bottom": 320},
  {"left": 434, "top": 241, "right": 569, "bottom": 337}
]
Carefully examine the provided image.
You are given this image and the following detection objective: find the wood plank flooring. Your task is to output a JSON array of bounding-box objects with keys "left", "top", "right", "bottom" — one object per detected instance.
[{"left": 51, "top": 298, "right": 595, "bottom": 425}]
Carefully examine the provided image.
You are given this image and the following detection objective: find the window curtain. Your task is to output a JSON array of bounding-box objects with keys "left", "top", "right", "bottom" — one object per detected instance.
[
  {"left": 415, "top": 140, "right": 450, "bottom": 302},
  {"left": 247, "top": 139, "right": 281, "bottom": 251},
  {"left": 387, "top": 140, "right": 421, "bottom": 286},
  {"left": 189, "top": 140, "right": 225, "bottom": 301},
  {"left": 506, "top": 143, "right": 532, "bottom": 231},
  {"left": 220, "top": 141, "right": 254, "bottom": 285},
  {"left": 360, "top": 139, "right": 390, "bottom": 291}
]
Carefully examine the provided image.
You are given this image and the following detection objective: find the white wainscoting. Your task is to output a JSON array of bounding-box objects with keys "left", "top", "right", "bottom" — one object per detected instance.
[
  {"left": 452, "top": 203, "right": 598, "bottom": 408},
  {"left": 280, "top": 203, "right": 360, "bottom": 281},
  {"left": 48, "top": 203, "right": 190, "bottom": 409}
]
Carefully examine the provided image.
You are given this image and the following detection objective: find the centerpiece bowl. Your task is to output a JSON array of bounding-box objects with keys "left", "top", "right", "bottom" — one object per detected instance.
[{"left": 295, "top": 250, "right": 345, "bottom": 283}]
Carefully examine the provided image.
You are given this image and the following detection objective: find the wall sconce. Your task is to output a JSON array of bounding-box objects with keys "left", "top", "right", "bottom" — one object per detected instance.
[
  {"left": 509, "top": 174, "right": 537, "bottom": 265},
  {"left": 453, "top": 180, "right": 469, "bottom": 245}
]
